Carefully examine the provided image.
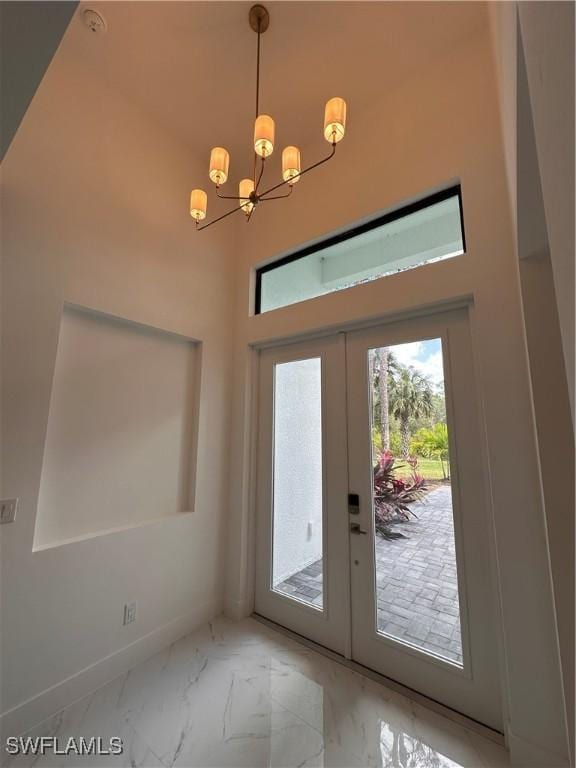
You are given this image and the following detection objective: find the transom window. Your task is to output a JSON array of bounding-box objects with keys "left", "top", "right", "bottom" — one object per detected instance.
[{"left": 255, "top": 185, "right": 466, "bottom": 315}]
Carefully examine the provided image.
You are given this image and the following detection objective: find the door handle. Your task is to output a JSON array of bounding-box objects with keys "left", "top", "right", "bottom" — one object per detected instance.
[{"left": 349, "top": 522, "right": 368, "bottom": 535}]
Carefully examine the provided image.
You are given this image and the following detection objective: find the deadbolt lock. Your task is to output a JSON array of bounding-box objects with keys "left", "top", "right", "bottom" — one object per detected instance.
[{"left": 348, "top": 492, "right": 360, "bottom": 515}]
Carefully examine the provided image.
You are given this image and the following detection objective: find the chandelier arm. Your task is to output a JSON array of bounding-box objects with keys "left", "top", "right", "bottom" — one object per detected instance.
[
  {"left": 258, "top": 143, "right": 337, "bottom": 199},
  {"left": 215, "top": 189, "right": 245, "bottom": 200},
  {"left": 196, "top": 202, "right": 246, "bottom": 231},
  {"left": 260, "top": 186, "right": 294, "bottom": 201}
]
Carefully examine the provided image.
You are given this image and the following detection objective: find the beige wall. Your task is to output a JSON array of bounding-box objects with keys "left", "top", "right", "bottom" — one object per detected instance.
[
  {"left": 518, "top": 252, "right": 574, "bottom": 759},
  {"left": 518, "top": 3, "right": 575, "bottom": 424},
  {"left": 33, "top": 306, "right": 199, "bottom": 549},
  {"left": 226, "top": 23, "right": 569, "bottom": 767},
  {"left": 489, "top": 4, "right": 574, "bottom": 760},
  {"left": 0, "top": 37, "right": 236, "bottom": 734},
  {"left": 489, "top": 1, "right": 575, "bottom": 421},
  {"left": 487, "top": 1, "right": 517, "bottom": 240}
]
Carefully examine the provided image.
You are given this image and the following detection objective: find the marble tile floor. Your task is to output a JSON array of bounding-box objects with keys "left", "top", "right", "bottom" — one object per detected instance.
[{"left": 4, "top": 617, "right": 510, "bottom": 768}]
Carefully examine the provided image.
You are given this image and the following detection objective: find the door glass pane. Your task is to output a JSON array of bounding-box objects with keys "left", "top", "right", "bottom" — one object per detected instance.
[
  {"left": 272, "top": 358, "right": 324, "bottom": 610},
  {"left": 368, "top": 339, "right": 463, "bottom": 666}
]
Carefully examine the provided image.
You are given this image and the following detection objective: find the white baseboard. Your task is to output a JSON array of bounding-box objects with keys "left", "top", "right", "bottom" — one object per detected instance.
[
  {"left": 507, "top": 727, "right": 570, "bottom": 767},
  {"left": 1, "top": 600, "right": 220, "bottom": 742}
]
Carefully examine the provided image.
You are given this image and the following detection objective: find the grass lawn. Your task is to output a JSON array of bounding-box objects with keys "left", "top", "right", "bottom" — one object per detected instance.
[{"left": 396, "top": 457, "right": 449, "bottom": 481}]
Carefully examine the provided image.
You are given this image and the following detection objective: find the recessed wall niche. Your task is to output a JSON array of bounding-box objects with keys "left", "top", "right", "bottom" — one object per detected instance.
[{"left": 34, "top": 305, "right": 199, "bottom": 549}]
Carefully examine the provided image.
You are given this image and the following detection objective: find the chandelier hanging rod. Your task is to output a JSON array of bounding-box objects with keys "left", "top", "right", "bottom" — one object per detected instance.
[
  {"left": 189, "top": 4, "right": 348, "bottom": 231},
  {"left": 251, "top": 8, "right": 263, "bottom": 189},
  {"left": 255, "top": 7, "right": 262, "bottom": 119}
]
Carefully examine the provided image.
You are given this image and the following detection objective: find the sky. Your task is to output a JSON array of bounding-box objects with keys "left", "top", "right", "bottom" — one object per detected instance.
[{"left": 389, "top": 337, "right": 444, "bottom": 388}]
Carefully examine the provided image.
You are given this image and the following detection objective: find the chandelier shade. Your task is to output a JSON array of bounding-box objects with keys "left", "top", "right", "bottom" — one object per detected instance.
[
  {"left": 282, "top": 146, "right": 301, "bottom": 184},
  {"left": 190, "top": 4, "right": 348, "bottom": 231},
  {"left": 209, "top": 148, "right": 230, "bottom": 185},
  {"left": 190, "top": 189, "right": 207, "bottom": 221},
  {"left": 324, "top": 97, "right": 347, "bottom": 143},
  {"left": 254, "top": 115, "right": 275, "bottom": 158},
  {"left": 239, "top": 179, "right": 255, "bottom": 215}
]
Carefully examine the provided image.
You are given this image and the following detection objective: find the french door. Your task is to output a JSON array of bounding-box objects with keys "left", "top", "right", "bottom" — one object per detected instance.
[{"left": 254, "top": 309, "right": 502, "bottom": 731}]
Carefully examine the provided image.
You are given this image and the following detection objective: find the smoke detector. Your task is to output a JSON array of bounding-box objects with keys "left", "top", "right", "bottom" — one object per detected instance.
[{"left": 82, "top": 8, "right": 107, "bottom": 34}]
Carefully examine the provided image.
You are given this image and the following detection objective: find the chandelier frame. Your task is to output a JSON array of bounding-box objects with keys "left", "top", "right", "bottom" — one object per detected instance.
[{"left": 192, "top": 4, "right": 345, "bottom": 231}]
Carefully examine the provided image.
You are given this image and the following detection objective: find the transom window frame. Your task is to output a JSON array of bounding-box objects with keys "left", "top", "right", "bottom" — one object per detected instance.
[{"left": 254, "top": 184, "right": 467, "bottom": 315}]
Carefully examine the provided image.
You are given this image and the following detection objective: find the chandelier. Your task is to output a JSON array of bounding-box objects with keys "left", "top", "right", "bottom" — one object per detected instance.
[{"left": 189, "top": 4, "right": 348, "bottom": 231}]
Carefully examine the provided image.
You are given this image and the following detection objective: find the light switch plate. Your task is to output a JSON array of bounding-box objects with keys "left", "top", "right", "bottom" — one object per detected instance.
[{"left": 0, "top": 498, "right": 18, "bottom": 524}]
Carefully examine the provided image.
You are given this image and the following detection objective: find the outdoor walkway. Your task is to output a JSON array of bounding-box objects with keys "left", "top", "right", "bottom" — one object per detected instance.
[
  {"left": 375, "top": 485, "right": 462, "bottom": 664},
  {"left": 276, "top": 485, "right": 463, "bottom": 665}
]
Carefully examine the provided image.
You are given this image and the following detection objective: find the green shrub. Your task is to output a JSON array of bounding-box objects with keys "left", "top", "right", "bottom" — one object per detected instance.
[{"left": 410, "top": 424, "right": 450, "bottom": 478}]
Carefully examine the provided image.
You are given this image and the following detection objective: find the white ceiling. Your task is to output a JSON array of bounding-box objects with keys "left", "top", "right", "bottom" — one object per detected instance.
[{"left": 63, "top": 2, "right": 488, "bottom": 179}]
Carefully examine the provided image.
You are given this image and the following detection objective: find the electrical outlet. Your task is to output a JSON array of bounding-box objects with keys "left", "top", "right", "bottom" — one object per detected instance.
[
  {"left": 123, "top": 601, "right": 137, "bottom": 626},
  {"left": 0, "top": 498, "right": 18, "bottom": 524}
]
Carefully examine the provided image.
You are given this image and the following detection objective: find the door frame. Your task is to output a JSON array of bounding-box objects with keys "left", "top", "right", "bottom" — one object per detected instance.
[
  {"left": 247, "top": 300, "right": 506, "bottom": 724},
  {"left": 344, "top": 309, "right": 503, "bottom": 730},
  {"left": 253, "top": 334, "right": 352, "bottom": 656},
  {"left": 346, "top": 318, "right": 473, "bottom": 680}
]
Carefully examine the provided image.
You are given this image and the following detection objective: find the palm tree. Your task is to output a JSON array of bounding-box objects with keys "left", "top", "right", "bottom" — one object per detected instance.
[
  {"left": 389, "top": 366, "right": 433, "bottom": 457},
  {"left": 378, "top": 347, "right": 390, "bottom": 450},
  {"left": 370, "top": 348, "right": 396, "bottom": 452}
]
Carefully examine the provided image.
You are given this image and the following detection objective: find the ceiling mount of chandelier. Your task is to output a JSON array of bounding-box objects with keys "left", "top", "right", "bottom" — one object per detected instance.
[{"left": 190, "top": 4, "right": 348, "bottom": 231}]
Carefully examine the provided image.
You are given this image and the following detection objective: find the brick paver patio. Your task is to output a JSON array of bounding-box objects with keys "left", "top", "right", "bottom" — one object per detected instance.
[{"left": 276, "top": 485, "right": 463, "bottom": 665}]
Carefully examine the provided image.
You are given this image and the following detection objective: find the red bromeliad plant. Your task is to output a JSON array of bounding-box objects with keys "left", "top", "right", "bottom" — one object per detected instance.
[{"left": 373, "top": 450, "right": 427, "bottom": 539}]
